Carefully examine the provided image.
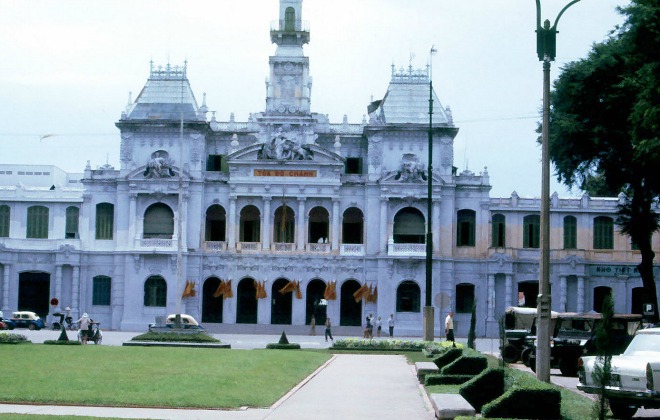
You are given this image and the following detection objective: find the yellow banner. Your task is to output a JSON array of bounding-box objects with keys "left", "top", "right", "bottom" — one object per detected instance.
[{"left": 254, "top": 169, "right": 317, "bottom": 177}]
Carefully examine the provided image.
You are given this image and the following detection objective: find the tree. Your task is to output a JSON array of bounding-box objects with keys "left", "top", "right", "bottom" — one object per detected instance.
[
  {"left": 592, "top": 294, "right": 615, "bottom": 420},
  {"left": 467, "top": 300, "right": 477, "bottom": 349},
  {"left": 547, "top": 0, "right": 660, "bottom": 322}
]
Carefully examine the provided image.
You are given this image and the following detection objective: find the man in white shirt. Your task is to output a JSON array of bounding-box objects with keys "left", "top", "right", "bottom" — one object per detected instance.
[{"left": 445, "top": 311, "right": 455, "bottom": 343}]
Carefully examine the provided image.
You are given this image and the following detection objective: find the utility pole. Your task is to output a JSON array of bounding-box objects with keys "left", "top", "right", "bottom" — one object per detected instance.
[{"left": 534, "top": 0, "right": 581, "bottom": 383}]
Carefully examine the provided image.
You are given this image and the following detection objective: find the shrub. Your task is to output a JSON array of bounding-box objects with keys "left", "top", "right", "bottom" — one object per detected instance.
[
  {"left": 432, "top": 347, "right": 462, "bottom": 369},
  {"left": 424, "top": 374, "right": 473, "bottom": 385},
  {"left": 441, "top": 355, "right": 488, "bottom": 376},
  {"left": 481, "top": 387, "right": 561, "bottom": 419},
  {"left": 459, "top": 368, "right": 505, "bottom": 412},
  {"left": 43, "top": 340, "right": 82, "bottom": 345},
  {"left": 332, "top": 339, "right": 455, "bottom": 352},
  {"left": 266, "top": 343, "right": 301, "bottom": 350},
  {"left": 131, "top": 332, "right": 220, "bottom": 343},
  {"left": 0, "top": 333, "right": 29, "bottom": 344}
]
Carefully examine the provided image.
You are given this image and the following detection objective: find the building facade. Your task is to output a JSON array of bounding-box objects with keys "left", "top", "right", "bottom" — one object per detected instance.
[{"left": 1, "top": 0, "right": 658, "bottom": 336}]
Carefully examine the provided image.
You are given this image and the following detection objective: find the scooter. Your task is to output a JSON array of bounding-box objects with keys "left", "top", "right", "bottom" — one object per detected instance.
[{"left": 77, "top": 322, "right": 102, "bottom": 345}]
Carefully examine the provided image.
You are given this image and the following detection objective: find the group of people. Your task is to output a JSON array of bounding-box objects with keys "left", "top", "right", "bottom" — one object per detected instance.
[
  {"left": 363, "top": 314, "right": 395, "bottom": 338},
  {"left": 309, "top": 316, "right": 334, "bottom": 342}
]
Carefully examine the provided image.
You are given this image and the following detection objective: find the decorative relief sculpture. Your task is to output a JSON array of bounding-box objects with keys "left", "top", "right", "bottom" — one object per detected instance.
[
  {"left": 143, "top": 150, "right": 175, "bottom": 178},
  {"left": 394, "top": 153, "right": 427, "bottom": 182},
  {"left": 258, "top": 129, "right": 314, "bottom": 160}
]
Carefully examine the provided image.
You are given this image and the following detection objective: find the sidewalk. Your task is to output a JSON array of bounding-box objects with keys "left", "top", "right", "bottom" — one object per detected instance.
[{"left": 0, "top": 354, "right": 435, "bottom": 419}]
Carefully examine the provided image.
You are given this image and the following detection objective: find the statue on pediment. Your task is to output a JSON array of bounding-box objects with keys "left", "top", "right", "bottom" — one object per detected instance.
[
  {"left": 144, "top": 150, "right": 175, "bottom": 178},
  {"left": 395, "top": 153, "right": 427, "bottom": 183},
  {"left": 258, "top": 130, "right": 313, "bottom": 160}
]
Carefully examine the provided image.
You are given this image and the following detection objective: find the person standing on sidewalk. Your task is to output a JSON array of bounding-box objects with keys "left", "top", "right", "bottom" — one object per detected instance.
[
  {"left": 376, "top": 316, "right": 382, "bottom": 337},
  {"left": 324, "top": 317, "right": 333, "bottom": 342},
  {"left": 445, "top": 311, "right": 455, "bottom": 344},
  {"left": 310, "top": 316, "right": 316, "bottom": 336},
  {"left": 388, "top": 314, "right": 395, "bottom": 337}
]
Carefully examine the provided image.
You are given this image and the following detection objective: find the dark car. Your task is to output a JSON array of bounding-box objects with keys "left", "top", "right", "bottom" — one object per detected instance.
[
  {"left": 528, "top": 312, "right": 643, "bottom": 376},
  {"left": 9, "top": 311, "right": 46, "bottom": 330},
  {"left": 0, "top": 318, "right": 16, "bottom": 330}
]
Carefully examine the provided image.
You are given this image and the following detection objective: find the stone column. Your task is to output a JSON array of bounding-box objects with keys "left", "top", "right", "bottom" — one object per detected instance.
[
  {"left": 55, "top": 265, "right": 63, "bottom": 304},
  {"left": 262, "top": 196, "right": 271, "bottom": 251},
  {"left": 577, "top": 276, "right": 585, "bottom": 313},
  {"left": 129, "top": 193, "right": 138, "bottom": 245},
  {"left": 559, "top": 276, "right": 567, "bottom": 312},
  {"left": 380, "top": 198, "right": 388, "bottom": 254},
  {"left": 72, "top": 266, "right": 80, "bottom": 316},
  {"left": 332, "top": 198, "right": 340, "bottom": 252},
  {"left": 505, "top": 274, "right": 513, "bottom": 308},
  {"left": 432, "top": 198, "right": 441, "bottom": 252},
  {"left": 297, "top": 198, "right": 306, "bottom": 251},
  {"left": 2, "top": 264, "right": 10, "bottom": 312},
  {"left": 487, "top": 274, "right": 495, "bottom": 321},
  {"left": 228, "top": 197, "right": 237, "bottom": 249}
]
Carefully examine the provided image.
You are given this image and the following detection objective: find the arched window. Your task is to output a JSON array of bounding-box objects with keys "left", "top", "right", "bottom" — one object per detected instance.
[
  {"left": 274, "top": 205, "right": 294, "bottom": 243},
  {"left": 457, "top": 209, "right": 475, "bottom": 247},
  {"left": 593, "top": 216, "right": 614, "bottom": 249},
  {"left": 308, "top": 206, "right": 329, "bottom": 243},
  {"left": 593, "top": 286, "right": 612, "bottom": 313},
  {"left": 284, "top": 6, "right": 296, "bottom": 31},
  {"left": 92, "top": 275, "right": 111, "bottom": 306},
  {"left": 523, "top": 214, "right": 540, "bottom": 248},
  {"left": 239, "top": 205, "right": 261, "bottom": 242},
  {"left": 143, "top": 203, "right": 174, "bottom": 239},
  {"left": 65, "top": 206, "right": 79, "bottom": 239},
  {"left": 144, "top": 276, "right": 167, "bottom": 307},
  {"left": 393, "top": 208, "right": 425, "bottom": 244},
  {"left": 0, "top": 205, "right": 10, "bottom": 237},
  {"left": 27, "top": 205, "right": 49, "bottom": 239},
  {"left": 342, "top": 207, "right": 364, "bottom": 244},
  {"left": 563, "top": 216, "right": 577, "bottom": 249},
  {"left": 456, "top": 283, "right": 475, "bottom": 313},
  {"left": 205, "top": 205, "right": 226, "bottom": 241},
  {"left": 491, "top": 213, "right": 505, "bottom": 247},
  {"left": 95, "top": 203, "right": 114, "bottom": 240},
  {"left": 396, "top": 281, "right": 421, "bottom": 313}
]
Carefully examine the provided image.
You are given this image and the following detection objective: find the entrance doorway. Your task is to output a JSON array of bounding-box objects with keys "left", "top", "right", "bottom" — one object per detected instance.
[
  {"left": 306, "top": 279, "right": 327, "bottom": 325},
  {"left": 202, "top": 277, "right": 223, "bottom": 323},
  {"left": 340, "top": 280, "right": 362, "bottom": 326},
  {"left": 236, "top": 278, "right": 257, "bottom": 324},
  {"left": 517, "top": 281, "right": 539, "bottom": 309},
  {"left": 18, "top": 271, "right": 50, "bottom": 318},
  {"left": 271, "top": 278, "right": 292, "bottom": 325}
]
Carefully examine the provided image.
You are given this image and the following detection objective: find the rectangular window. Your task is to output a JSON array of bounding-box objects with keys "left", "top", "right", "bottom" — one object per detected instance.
[
  {"left": 65, "top": 207, "right": 79, "bottom": 239},
  {"left": 491, "top": 214, "right": 505, "bottom": 247},
  {"left": 26, "top": 206, "right": 49, "bottom": 238},
  {"left": 345, "top": 157, "right": 362, "bottom": 175},
  {"left": 563, "top": 216, "right": 577, "bottom": 249},
  {"left": 0, "top": 205, "right": 9, "bottom": 237},
  {"left": 206, "top": 155, "right": 228, "bottom": 172},
  {"left": 95, "top": 203, "right": 114, "bottom": 240},
  {"left": 456, "top": 284, "right": 475, "bottom": 313},
  {"left": 593, "top": 216, "right": 614, "bottom": 249},
  {"left": 457, "top": 210, "right": 476, "bottom": 247},
  {"left": 523, "top": 215, "right": 540, "bottom": 248},
  {"left": 92, "top": 276, "right": 111, "bottom": 306}
]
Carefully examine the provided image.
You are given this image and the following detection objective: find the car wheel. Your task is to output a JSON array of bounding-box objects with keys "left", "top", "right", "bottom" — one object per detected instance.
[
  {"left": 559, "top": 357, "right": 578, "bottom": 377},
  {"left": 521, "top": 348, "right": 532, "bottom": 367},
  {"left": 28, "top": 323, "right": 36, "bottom": 330},
  {"left": 501, "top": 343, "right": 520, "bottom": 363},
  {"left": 609, "top": 400, "right": 638, "bottom": 419}
]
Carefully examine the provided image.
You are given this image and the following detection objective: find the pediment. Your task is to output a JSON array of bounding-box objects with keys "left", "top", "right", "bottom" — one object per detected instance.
[
  {"left": 380, "top": 170, "right": 443, "bottom": 184},
  {"left": 229, "top": 143, "right": 345, "bottom": 164}
]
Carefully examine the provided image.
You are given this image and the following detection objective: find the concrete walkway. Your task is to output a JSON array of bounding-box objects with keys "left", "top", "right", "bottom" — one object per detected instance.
[{"left": 0, "top": 354, "right": 435, "bottom": 419}]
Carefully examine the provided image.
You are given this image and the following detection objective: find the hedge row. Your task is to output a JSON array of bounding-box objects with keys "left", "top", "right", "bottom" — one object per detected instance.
[
  {"left": 459, "top": 368, "right": 504, "bottom": 412},
  {"left": 266, "top": 343, "right": 301, "bottom": 350},
  {"left": 481, "top": 387, "right": 561, "bottom": 419},
  {"left": 441, "top": 355, "right": 488, "bottom": 376},
  {"left": 425, "top": 374, "right": 473, "bottom": 385}
]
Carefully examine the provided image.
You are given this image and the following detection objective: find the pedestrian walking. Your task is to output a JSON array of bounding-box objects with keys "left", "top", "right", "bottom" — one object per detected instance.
[
  {"left": 445, "top": 311, "right": 455, "bottom": 345},
  {"left": 77, "top": 312, "right": 91, "bottom": 344},
  {"left": 364, "top": 316, "right": 373, "bottom": 338},
  {"left": 376, "top": 316, "right": 382, "bottom": 337},
  {"left": 325, "top": 317, "right": 333, "bottom": 342},
  {"left": 310, "top": 316, "right": 316, "bottom": 336},
  {"left": 388, "top": 314, "right": 395, "bottom": 337}
]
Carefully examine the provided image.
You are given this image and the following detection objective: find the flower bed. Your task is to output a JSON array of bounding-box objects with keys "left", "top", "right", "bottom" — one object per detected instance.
[
  {"left": 0, "top": 332, "right": 30, "bottom": 344},
  {"left": 331, "top": 338, "right": 460, "bottom": 352}
]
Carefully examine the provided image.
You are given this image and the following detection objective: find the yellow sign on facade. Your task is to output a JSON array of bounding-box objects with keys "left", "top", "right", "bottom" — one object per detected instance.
[{"left": 253, "top": 169, "right": 317, "bottom": 177}]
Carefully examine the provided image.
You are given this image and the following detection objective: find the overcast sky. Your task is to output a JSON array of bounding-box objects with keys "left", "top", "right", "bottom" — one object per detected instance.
[{"left": 0, "top": 0, "right": 628, "bottom": 197}]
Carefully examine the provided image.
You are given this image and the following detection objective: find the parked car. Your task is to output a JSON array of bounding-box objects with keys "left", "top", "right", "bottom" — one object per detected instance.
[
  {"left": 528, "top": 312, "right": 643, "bottom": 376},
  {"left": 9, "top": 311, "right": 46, "bottom": 330},
  {"left": 0, "top": 318, "right": 16, "bottom": 330},
  {"left": 149, "top": 314, "right": 203, "bottom": 331},
  {"left": 500, "top": 307, "right": 559, "bottom": 363},
  {"left": 577, "top": 327, "right": 660, "bottom": 419}
]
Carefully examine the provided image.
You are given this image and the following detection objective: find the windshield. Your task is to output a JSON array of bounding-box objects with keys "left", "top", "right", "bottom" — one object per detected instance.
[{"left": 623, "top": 334, "right": 660, "bottom": 356}]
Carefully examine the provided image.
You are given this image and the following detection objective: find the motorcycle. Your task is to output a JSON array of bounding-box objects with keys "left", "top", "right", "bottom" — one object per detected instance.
[
  {"left": 51, "top": 312, "right": 75, "bottom": 331},
  {"left": 77, "top": 322, "right": 102, "bottom": 345}
]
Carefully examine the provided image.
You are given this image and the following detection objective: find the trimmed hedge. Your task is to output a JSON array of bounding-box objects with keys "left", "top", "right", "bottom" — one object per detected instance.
[
  {"left": 432, "top": 348, "right": 462, "bottom": 369},
  {"left": 481, "top": 387, "right": 561, "bottom": 419},
  {"left": 131, "top": 332, "right": 220, "bottom": 343},
  {"left": 424, "top": 374, "right": 473, "bottom": 385},
  {"left": 266, "top": 343, "right": 301, "bottom": 349},
  {"left": 441, "top": 355, "right": 488, "bottom": 376},
  {"left": 0, "top": 333, "right": 30, "bottom": 344},
  {"left": 331, "top": 338, "right": 455, "bottom": 352},
  {"left": 43, "top": 340, "right": 82, "bottom": 345},
  {"left": 459, "top": 368, "right": 505, "bottom": 412}
]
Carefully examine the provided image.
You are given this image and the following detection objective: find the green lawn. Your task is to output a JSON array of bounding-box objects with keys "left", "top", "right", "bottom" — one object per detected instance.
[{"left": 0, "top": 345, "right": 330, "bottom": 409}]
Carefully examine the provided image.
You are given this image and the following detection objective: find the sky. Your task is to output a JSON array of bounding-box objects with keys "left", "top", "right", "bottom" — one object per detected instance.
[{"left": 0, "top": 0, "right": 629, "bottom": 198}]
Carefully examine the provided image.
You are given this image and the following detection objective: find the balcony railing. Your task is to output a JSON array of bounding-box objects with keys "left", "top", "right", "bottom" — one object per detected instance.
[
  {"left": 340, "top": 243, "right": 365, "bottom": 256},
  {"left": 203, "top": 241, "right": 227, "bottom": 252},
  {"left": 141, "top": 238, "right": 173, "bottom": 248},
  {"left": 306, "top": 243, "right": 331, "bottom": 254},
  {"left": 388, "top": 243, "right": 426, "bottom": 256},
  {"left": 237, "top": 242, "right": 260, "bottom": 253},
  {"left": 272, "top": 243, "right": 295, "bottom": 253}
]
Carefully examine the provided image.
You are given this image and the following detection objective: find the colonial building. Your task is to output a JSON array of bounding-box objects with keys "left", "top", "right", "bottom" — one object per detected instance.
[{"left": 1, "top": 0, "right": 658, "bottom": 336}]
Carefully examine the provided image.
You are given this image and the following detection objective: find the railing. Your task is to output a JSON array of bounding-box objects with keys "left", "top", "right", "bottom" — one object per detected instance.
[
  {"left": 272, "top": 243, "right": 295, "bottom": 253},
  {"left": 306, "top": 243, "right": 331, "bottom": 254},
  {"left": 141, "top": 238, "right": 173, "bottom": 248},
  {"left": 237, "top": 242, "right": 260, "bottom": 253},
  {"left": 341, "top": 244, "right": 365, "bottom": 256},
  {"left": 203, "top": 241, "right": 227, "bottom": 252},
  {"left": 388, "top": 243, "right": 426, "bottom": 256},
  {"left": 270, "top": 20, "right": 310, "bottom": 32}
]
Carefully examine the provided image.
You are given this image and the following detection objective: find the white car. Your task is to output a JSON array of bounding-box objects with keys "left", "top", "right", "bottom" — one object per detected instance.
[{"left": 577, "top": 327, "right": 660, "bottom": 418}]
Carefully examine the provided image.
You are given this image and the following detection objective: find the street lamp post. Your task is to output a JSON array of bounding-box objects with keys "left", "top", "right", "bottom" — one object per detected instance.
[
  {"left": 423, "top": 46, "right": 438, "bottom": 342},
  {"left": 534, "top": 0, "right": 581, "bottom": 383}
]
